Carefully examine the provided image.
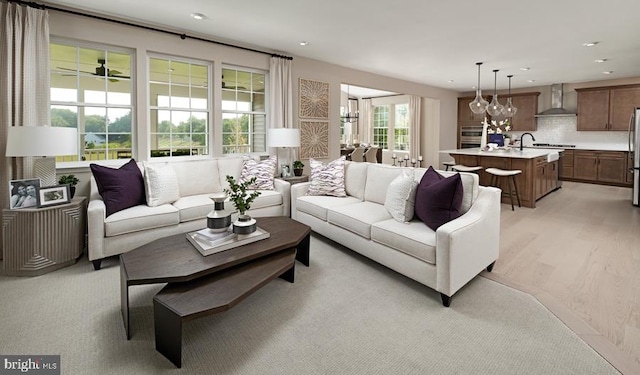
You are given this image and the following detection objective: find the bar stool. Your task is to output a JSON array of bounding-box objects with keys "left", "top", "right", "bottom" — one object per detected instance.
[
  {"left": 452, "top": 165, "right": 483, "bottom": 173},
  {"left": 443, "top": 161, "right": 455, "bottom": 171},
  {"left": 485, "top": 168, "right": 522, "bottom": 211}
]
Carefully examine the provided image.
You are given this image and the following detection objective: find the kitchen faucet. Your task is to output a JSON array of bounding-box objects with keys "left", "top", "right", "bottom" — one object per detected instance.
[{"left": 519, "top": 132, "right": 536, "bottom": 151}]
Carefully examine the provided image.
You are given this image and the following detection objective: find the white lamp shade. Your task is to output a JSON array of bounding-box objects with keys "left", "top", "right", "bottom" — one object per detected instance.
[
  {"left": 267, "top": 128, "right": 300, "bottom": 148},
  {"left": 6, "top": 126, "right": 78, "bottom": 156}
]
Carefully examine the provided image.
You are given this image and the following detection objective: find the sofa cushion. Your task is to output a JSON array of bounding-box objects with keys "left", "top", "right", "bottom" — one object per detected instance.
[
  {"left": 249, "top": 189, "right": 283, "bottom": 210},
  {"left": 172, "top": 159, "right": 220, "bottom": 197},
  {"left": 384, "top": 172, "right": 418, "bottom": 222},
  {"left": 90, "top": 159, "right": 146, "bottom": 217},
  {"left": 371, "top": 219, "right": 436, "bottom": 265},
  {"left": 240, "top": 155, "right": 276, "bottom": 190},
  {"left": 327, "top": 201, "right": 392, "bottom": 239},
  {"left": 143, "top": 162, "right": 180, "bottom": 207},
  {"left": 219, "top": 157, "right": 246, "bottom": 190},
  {"left": 104, "top": 204, "right": 179, "bottom": 237},
  {"left": 344, "top": 161, "right": 368, "bottom": 200},
  {"left": 308, "top": 157, "right": 346, "bottom": 197},
  {"left": 296, "top": 195, "right": 361, "bottom": 221},
  {"left": 364, "top": 164, "right": 405, "bottom": 205},
  {"left": 414, "top": 167, "right": 463, "bottom": 231},
  {"left": 173, "top": 195, "right": 214, "bottom": 223}
]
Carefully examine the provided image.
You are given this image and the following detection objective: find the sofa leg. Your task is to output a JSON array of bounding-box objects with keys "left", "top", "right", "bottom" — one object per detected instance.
[
  {"left": 92, "top": 260, "right": 102, "bottom": 271},
  {"left": 440, "top": 293, "right": 451, "bottom": 307},
  {"left": 486, "top": 261, "right": 496, "bottom": 272}
]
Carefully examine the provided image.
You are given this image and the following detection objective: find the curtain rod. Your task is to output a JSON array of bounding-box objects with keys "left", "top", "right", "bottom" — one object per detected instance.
[
  {"left": 362, "top": 93, "right": 403, "bottom": 100},
  {"left": 6, "top": 0, "right": 293, "bottom": 60}
]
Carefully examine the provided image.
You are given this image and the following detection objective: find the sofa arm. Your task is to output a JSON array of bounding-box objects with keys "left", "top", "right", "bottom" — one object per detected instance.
[
  {"left": 290, "top": 182, "right": 310, "bottom": 220},
  {"left": 273, "top": 178, "right": 291, "bottom": 216},
  {"left": 87, "top": 197, "right": 106, "bottom": 261},
  {"left": 435, "top": 186, "right": 501, "bottom": 296}
]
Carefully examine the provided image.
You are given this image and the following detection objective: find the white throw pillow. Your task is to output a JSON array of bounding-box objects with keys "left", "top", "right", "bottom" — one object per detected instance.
[
  {"left": 143, "top": 162, "right": 180, "bottom": 207},
  {"left": 307, "top": 157, "right": 346, "bottom": 197},
  {"left": 384, "top": 172, "right": 418, "bottom": 222},
  {"left": 240, "top": 155, "right": 276, "bottom": 190}
]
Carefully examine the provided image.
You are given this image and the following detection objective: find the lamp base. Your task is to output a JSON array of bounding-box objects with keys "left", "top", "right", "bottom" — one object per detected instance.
[{"left": 34, "top": 157, "right": 57, "bottom": 187}]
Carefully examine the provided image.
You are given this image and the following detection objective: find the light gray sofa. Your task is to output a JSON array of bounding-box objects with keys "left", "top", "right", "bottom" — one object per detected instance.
[
  {"left": 88, "top": 157, "right": 290, "bottom": 270},
  {"left": 291, "top": 161, "right": 501, "bottom": 306}
]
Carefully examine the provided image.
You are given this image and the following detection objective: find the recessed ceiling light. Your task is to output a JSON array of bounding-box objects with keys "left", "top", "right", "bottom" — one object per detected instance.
[
  {"left": 520, "top": 67, "right": 530, "bottom": 71},
  {"left": 447, "top": 80, "right": 454, "bottom": 83},
  {"left": 582, "top": 41, "right": 598, "bottom": 47},
  {"left": 299, "top": 41, "right": 309, "bottom": 46},
  {"left": 594, "top": 59, "right": 607, "bottom": 63},
  {"left": 603, "top": 71, "right": 614, "bottom": 74},
  {"left": 527, "top": 80, "right": 535, "bottom": 83},
  {"left": 190, "top": 13, "right": 205, "bottom": 20}
]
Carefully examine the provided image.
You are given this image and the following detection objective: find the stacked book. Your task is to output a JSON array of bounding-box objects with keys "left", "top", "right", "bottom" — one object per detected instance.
[{"left": 186, "top": 226, "right": 270, "bottom": 256}]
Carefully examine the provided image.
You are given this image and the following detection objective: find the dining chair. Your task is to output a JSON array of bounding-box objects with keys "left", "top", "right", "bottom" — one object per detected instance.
[
  {"left": 349, "top": 147, "right": 365, "bottom": 162},
  {"left": 364, "top": 146, "right": 378, "bottom": 163}
]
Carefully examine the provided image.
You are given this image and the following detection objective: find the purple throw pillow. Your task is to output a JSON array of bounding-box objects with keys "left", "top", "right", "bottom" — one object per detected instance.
[
  {"left": 414, "top": 166, "right": 463, "bottom": 230},
  {"left": 90, "top": 159, "right": 146, "bottom": 217}
]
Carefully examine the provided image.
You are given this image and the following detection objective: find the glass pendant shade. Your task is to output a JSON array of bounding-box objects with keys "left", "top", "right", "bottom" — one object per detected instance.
[
  {"left": 469, "top": 62, "right": 489, "bottom": 114},
  {"left": 502, "top": 75, "right": 518, "bottom": 117},
  {"left": 486, "top": 69, "right": 504, "bottom": 117}
]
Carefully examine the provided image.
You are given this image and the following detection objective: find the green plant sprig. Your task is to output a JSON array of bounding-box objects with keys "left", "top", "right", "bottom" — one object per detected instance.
[
  {"left": 293, "top": 160, "right": 304, "bottom": 169},
  {"left": 223, "top": 175, "right": 261, "bottom": 215},
  {"left": 58, "top": 174, "right": 79, "bottom": 186}
]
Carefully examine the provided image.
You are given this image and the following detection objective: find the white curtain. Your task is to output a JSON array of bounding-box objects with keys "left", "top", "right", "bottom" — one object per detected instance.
[
  {"left": 268, "top": 56, "right": 294, "bottom": 160},
  {"left": 360, "top": 98, "right": 373, "bottom": 145},
  {"left": 409, "top": 95, "right": 422, "bottom": 161},
  {"left": 0, "top": 3, "right": 51, "bottom": 256}
]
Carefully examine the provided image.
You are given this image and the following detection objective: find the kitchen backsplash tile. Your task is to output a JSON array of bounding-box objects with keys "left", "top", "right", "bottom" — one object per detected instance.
[{"left": 509, "top": 117, "right": 628, "bottom": 149}]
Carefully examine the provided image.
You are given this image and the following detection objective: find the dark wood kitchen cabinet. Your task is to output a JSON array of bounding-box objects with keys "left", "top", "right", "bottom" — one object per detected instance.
[
  {"left": 508, "top": 92, "right": 540, "bottom": 132},
  {"left": 572, "top": 150, "right": 628, "bottom": 185},
  {"left": 576, "top": 85, "right": 640, "bottom": 131},
  {"left": 559, "top": 149, "right": 574, "bottom": 179},
  {"left": 457, "top": 96, "right": 486, "bottom": 126}
]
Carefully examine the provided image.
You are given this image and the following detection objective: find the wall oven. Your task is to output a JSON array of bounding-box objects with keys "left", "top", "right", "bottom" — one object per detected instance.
[{"left": 459, "top": 125, "right": 483, "bottom": 148}]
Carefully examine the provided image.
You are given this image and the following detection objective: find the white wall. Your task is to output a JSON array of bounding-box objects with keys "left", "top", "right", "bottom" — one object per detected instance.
[{"left": 47, "top": 9, "right": 461, "bottom": 195}]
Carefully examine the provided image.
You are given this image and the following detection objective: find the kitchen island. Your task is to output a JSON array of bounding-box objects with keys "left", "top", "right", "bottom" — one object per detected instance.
[{"left": 441, "top": 147, "right": 562, "bottom": 208}]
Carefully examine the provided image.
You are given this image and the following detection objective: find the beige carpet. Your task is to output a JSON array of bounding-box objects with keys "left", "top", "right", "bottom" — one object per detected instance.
[{"left": 0, "top": 234, "right": 619, "bottom": 375}]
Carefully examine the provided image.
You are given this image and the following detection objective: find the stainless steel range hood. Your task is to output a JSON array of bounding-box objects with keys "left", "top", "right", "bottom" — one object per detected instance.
[{"left": 535, "top": 83, "right": 576, "bottom": 117}]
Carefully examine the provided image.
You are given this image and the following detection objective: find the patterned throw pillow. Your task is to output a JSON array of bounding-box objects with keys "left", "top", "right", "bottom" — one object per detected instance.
[
  {"left": 307, "top": 157, "right": 347, "bottom": 197},
  {"left": 143, "top": 162, "right": 180, "bottom": 207},
  {"left": 384, "top": 172, "right": 418, "bottom": 222},
  {"left": 240, "top": 155, "right": 277, "bottom": 190}
]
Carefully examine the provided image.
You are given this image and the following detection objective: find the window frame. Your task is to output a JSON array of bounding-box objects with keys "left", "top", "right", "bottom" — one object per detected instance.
[
  {"left": 50, "top": 38, "right": 135, "bottom": 166},
  {"left": 371, "top": 95, "right": 410, "bottom": 153}
]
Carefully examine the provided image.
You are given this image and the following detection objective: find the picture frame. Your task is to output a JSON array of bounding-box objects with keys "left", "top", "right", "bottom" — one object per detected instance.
[
  {"left": 299, "top": 78, "right": 329, "bottom": 119},
  {"left": 37, "top": 185, "right": 71, "bottom": 208},
  {"left": 9, "top": 178, "right": 41, "bottom": 209}
]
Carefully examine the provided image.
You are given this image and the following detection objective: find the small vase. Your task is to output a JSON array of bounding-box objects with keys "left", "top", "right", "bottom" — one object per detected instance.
[
  {"left": 207, "top": 193, "right": 232, "bottom": 232},
  {"left": 69, "top": 186, "right": 76, "bottom": 199},
  {"left": 293, "top": 168, "right": 303, "bottom": 177},
  {"left": 480, "top": 121, "right": 489, "bottom": 149},
  {"left": 233, "top": 214, "right": 257, "bottom": 235}
]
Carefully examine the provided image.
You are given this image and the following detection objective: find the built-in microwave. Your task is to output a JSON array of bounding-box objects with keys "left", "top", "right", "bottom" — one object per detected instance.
[{"left": 459, "top": 125, "right": 483, "bottom": 148}]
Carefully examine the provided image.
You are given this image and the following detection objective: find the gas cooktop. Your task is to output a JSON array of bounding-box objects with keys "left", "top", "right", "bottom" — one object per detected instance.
[{"left": 532, "top": 143, "right": 576, "bottom": 148}]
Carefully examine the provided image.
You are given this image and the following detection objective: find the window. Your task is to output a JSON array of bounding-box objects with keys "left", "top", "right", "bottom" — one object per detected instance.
[
  {"left": 149, "top": 57, "right": 209, "bottom": 158},
  {"left": 372, "top": 99, "right": 410, "bottom": 152},
  {"left": 373, "top": 105, "right": 389, "bottom": 149},
  {"left": 50, "top": 41, "right": 133, "bottom": 161},
  {"left": 221, "top": 67, "right": 267, "bottom": 154}
]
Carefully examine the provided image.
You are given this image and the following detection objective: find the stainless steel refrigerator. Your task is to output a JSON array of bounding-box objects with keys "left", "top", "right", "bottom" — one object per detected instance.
[{"left": 630, "top": 108, "right": 640, "bottom": 206}]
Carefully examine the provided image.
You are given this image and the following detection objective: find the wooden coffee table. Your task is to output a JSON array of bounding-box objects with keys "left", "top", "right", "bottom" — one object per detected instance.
[{"left": 119, "top": 217, "right": 310, "bottom": 355}]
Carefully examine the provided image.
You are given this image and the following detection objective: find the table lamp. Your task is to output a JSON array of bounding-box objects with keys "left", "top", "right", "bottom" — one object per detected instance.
[
  {"left": 6, "top": 126, "right": 78, "bottom": 187},
  {"left": 267, "top": 128, "right": 300, "bottom": 177}
]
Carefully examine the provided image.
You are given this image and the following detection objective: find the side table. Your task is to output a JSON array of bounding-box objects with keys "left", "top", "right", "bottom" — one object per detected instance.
[
  {"left": 2, "top": 196, "right": 87, "bottom": 276},
  {"left": 277, "top": 175, "right": 309, "bottom": 185}
]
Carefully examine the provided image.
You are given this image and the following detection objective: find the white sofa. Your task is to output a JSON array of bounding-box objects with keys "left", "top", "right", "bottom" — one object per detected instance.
[
  {"left": 88, "top": 157, "right": 290, "bottom": 270},
  {"left": 291, "top": 161, "right": 501, "bottom": 306}
]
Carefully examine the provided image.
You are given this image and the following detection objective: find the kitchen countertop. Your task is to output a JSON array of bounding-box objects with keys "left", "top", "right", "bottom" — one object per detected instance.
[{"left": 441, "top": 147, "right": 560, "bottom": 159}]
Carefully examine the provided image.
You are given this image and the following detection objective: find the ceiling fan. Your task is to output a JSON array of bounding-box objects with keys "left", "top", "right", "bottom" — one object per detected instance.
[
  {"left": 57, "top": 58, "right": 130, "bottom": 82},
  {"left": 221, "top": 75, "right": 246, "bottom": 90}
]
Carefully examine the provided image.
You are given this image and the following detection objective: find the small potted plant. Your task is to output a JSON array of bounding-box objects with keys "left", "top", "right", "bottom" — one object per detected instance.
[
  {"left": 223, "top": 175, "right": 261, "bottom": 234},
  {"left": 58, "top": 174, "right": 79, "bottom": 198},
  {"left": 292, "top": 160, "right": 304, "bottom": 176}
]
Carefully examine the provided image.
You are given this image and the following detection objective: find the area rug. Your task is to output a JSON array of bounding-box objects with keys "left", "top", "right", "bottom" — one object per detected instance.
[{"left": 0, "top": 234, "right": 619, "bottom": 374}]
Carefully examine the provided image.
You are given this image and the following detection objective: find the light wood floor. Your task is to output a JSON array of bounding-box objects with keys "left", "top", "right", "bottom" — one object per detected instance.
[{"left": 488, "top": 181, "right": 640, "bottom": 373}]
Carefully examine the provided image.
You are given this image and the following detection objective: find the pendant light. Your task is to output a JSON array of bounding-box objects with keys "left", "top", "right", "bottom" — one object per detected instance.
[
  {"left": 502, "top": 74, "right": 518, "bottom": 117},
  {"left": 469, "top": 62, "right": 489, "bottom": 114},
  {"left": 486, "top": 69, "right": 504, "bottom": 117},
  {"left": 342, "top": 85, "right": 359, "bottom": 123}
]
